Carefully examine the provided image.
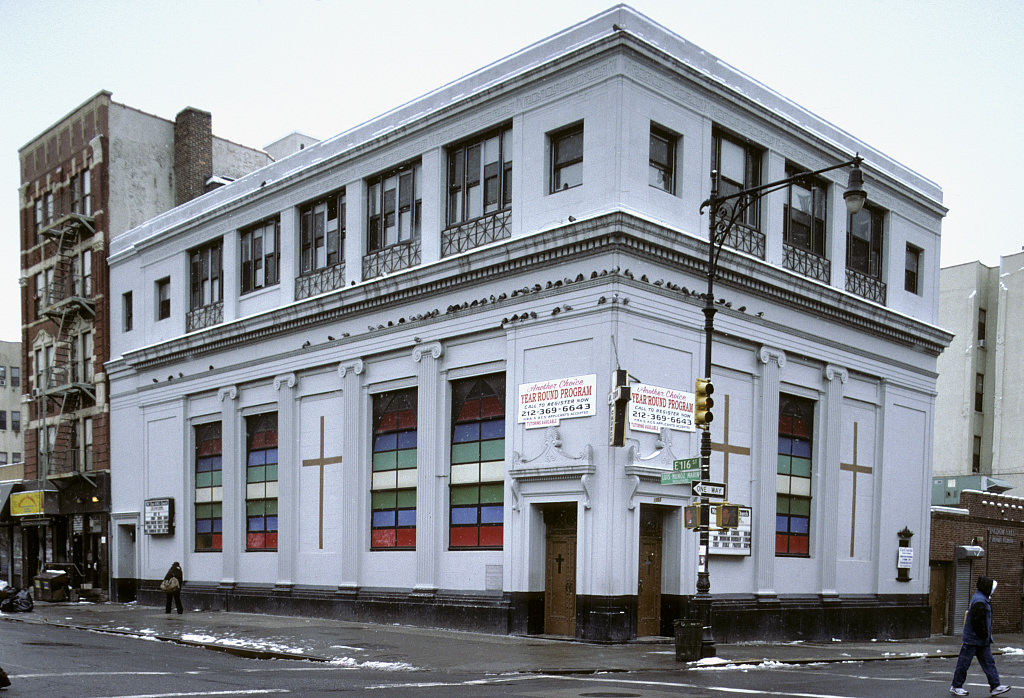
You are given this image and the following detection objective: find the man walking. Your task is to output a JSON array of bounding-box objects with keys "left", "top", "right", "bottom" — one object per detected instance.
[{"left": 950, "top": 575, "right": 1011, "bottom": 696}]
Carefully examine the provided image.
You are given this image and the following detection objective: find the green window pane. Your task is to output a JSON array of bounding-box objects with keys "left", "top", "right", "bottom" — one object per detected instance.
[
  {"left": 790, "top": 498, "right": 811, "bottom": 516},
  {"left": 480, "top": 483, "right": 504, "bottom": 504},
  {"left": 452, "top": 442, "right": 480, "bottom": 464},
  {"left": 196, "top": 503, "right": 211, "bottom": 518},
  {"left": 372, "top": 491, "right": 397, "bottom": 510},
  {"left": 396, "top": 448, "right": 418, "bottom": 469},
  {"left": 246, "top": 500, "right": 265, "bottom": 516},
  {"left": 247, "top": 465, "right": 266, "bottom": 483},
  {"left": 776, "top": 494, "right": 791, "bottom": 514},
  {"left": 451, "top": 485, "right": 480, "bottom": 505},
  {"left": 211, "top": 470, "right": 223, "bottom": 487},
  {"left": 212, "top": 502, "right": 223, "bottom": 517},
  {"left": 777, "top": 455, "right": 791, "bottom": 475},
  {"left": 791, "top": 458, "right": 811, "bottom": 478},
  {"left": 197, "top": 472, "right": 212, "bottom": 488},
  {"left": 396, "top": 489, "right": 417, "bottom": 508},
  {"left": 265, "top": 464, "right": 278, "bottom": 482},
  {"left": 373, "top": 451, "right": 397, "bottom": 471},
  {"left": 266, "top": 499, "right": 278, "bottom": 516},
  {"left": 480, "top": 439, "right": 505, "bottom": 462}
]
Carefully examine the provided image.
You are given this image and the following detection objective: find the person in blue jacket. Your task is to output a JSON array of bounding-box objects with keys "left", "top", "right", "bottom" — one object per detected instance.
[{"left": 950, "top": 575, "right": 1011, "bottom": 695}]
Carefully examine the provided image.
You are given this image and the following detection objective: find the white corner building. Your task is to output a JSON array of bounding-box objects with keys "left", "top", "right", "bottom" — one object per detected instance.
[{"left": 106, "top": 5, "right": 950, "bottom": 642}]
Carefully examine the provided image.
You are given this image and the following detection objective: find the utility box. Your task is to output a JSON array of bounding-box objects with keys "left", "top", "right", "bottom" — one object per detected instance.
[{"left": 34, "top": 571, "right": 68, "bottom": 602}]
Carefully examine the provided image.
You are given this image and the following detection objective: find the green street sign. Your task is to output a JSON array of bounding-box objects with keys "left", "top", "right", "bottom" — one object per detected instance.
[
  {"left": 673, "top": 457, "right": 700, "bottom": 471},
  {"left": 661, "top": 469, "right": 701, "bottom": 485}
]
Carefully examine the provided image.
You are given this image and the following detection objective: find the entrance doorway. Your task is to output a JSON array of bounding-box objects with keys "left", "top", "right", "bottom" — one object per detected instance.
[
  {"left": 637, "top": 504, "right": 663, "bottom": 637},
  {"left": 543, "top": 504, "right": 577, "bottom": 636}
]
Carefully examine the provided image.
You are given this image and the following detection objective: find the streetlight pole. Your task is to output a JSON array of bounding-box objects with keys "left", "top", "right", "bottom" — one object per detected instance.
[{"left": 692, "top": 155, "right": 867, "bottom": 657}]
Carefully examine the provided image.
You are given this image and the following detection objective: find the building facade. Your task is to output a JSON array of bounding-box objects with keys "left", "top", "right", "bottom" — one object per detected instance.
[
  {"left": 107, "top": 7, "right": 949, "bottom": 641},
  {"left": 0, "top": 340, "right": 24, "bottom": 585},
  {"left": 934, "top": 252, "right": 1024, "bottom": 492},
  {"left": 14, "top": 91, "right": 272, "bottom": 595}
]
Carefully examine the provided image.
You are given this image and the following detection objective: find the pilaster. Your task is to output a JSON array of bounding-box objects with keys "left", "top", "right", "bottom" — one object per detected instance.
[
  {"left": 274, "top": 372, "right": 297, "bottom": 589},
  {"left": 412, "top": 341, "right": 444, "bottom": 594},
  {"left": 337, "top": 358, "right": 364, "bottom": 592},
  {"left": 820, "top": 364, "right": 848, "bottom": 597},
  {"left": 755, "top": 346, "right": 785, "bottom": 598},
  {"left": 218, "top": 385, "right": 239, "bottom": 587}
]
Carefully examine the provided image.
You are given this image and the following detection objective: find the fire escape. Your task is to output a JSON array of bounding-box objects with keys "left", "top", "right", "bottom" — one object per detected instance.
[{"left": 39, "top": 212, "right": 97, "bottom": 478}]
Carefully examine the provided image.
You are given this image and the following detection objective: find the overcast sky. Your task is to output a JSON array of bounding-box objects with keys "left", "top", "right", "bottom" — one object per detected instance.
[{"left": 2, "top": 0, "right": 1022, "bottom": 344}]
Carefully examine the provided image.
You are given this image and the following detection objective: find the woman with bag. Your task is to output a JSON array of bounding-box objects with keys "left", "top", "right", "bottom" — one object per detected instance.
[{"left": 161, "top": 561, "right": 184, "bottom": 614}]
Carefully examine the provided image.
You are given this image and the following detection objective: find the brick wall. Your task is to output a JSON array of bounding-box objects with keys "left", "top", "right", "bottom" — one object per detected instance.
[{"left": 932, "top": 490, "right": 1024, "bottom": 633}]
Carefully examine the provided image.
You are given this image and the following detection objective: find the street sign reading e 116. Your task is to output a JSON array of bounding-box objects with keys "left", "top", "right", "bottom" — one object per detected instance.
[{"left": 673, "top": 457, "right": 700, "bottom": 471}]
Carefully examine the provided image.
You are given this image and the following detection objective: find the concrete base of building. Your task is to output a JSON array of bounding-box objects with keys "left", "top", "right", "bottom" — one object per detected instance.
[{"left": 133, "top": 584, "right": 930, "bottom": 643}]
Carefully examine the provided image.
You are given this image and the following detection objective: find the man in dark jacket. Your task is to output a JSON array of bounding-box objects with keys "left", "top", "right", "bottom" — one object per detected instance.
[
  {"left": 163, "top": 561, "right": 184, "bottom": 615},
  {"left": 950, "top": 575, "right": 1011, "bottom": 695}
]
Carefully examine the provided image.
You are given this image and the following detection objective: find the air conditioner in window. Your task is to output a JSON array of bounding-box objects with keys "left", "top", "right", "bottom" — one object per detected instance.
[
  {"left": 0, "top": 378, "right": 5, "bottom": 386},
  {"left": 978, "top": 339, "right": 987, "bottom": 349},
  {"left": 31, "top": 387, "right": 41, "bottom": 397}
]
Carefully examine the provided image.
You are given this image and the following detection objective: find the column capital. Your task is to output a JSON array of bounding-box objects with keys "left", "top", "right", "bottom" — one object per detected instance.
[
  {"left": 273, "top": 373, "right": 296, "bottom": 391},
  {"left": 338, "top": 358, "right": 364, "bottom": 378},
  {"left": 218, "top": 385, "right": 238, "bottom": 402},
  {"left": 825, "top": 364, "right": 849, "bottom": 384},
  {"left": 757, "top": 345, "right": 787, "bottom": 368},
  {"left": 412, "top": 341, "right": 443, "bottom": 363}
]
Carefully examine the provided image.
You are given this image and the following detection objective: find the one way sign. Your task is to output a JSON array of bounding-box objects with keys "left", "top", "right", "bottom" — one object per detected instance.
[{"left": 691, "top": 481, "right": 727, "bottom": 498}]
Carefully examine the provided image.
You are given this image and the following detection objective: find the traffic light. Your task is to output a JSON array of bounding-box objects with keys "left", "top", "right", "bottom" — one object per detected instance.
[
  {"left": 716, "top": 503, "right": 740, "bottom": 529},
  {"left": 608, "top": 369, "right": 631, "bottom": 447},
  {"left": 694, "top": 378, "right": 714, "bottom": 429},
  {"left": 684, "top": 504, "right": 705, "bottom": 529}
]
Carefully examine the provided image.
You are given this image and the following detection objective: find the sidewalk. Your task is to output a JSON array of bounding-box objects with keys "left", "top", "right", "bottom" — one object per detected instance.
[{"left": 3, "top": 600, "right": 1019, "bottom": 673}]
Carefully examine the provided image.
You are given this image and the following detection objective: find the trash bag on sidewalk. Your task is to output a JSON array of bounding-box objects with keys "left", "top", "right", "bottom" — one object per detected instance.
[
  {"left": 0, "top": 665, "right": 10, "bottom": 687},
  {"left": 0, "top": 587, "right": 33, "bottom": 613}
]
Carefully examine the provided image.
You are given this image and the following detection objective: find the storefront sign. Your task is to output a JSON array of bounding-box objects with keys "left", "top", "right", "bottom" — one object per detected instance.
[
  {"left": 629, "top": 384, "right": 695, "bottom": 433},
  {"left": 144, "top": 497, "right": 175, "bottom": 535},
  {"left": 517, "top": 374, "right": 597, "bottom": 428},
  {"left": 10, "top": 490, "right": 44, "bottom": 516}
]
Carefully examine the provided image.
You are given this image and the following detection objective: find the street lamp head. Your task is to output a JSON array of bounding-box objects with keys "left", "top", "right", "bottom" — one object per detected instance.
[{"left": 843, "top": 162, "right": 867, "bottom": 215}]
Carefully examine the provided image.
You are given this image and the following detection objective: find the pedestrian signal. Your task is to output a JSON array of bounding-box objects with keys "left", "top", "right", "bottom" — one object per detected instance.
[
  {"left": 684, "top": 504, "right": 707, "bottom": 529},
  {"left": 694, "top": 378, "right": 714, "bottom": 429},
  {"left": 716, "top": 503, "right": 740, "bottom": 529}
]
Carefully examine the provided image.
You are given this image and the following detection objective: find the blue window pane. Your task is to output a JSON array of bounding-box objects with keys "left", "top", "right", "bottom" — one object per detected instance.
[
  {"left": 451, "top": 507, "right": 478, "bottom": 525},
  {"left": 197, "top": 458, "right": 212, "bottom": 473},
  {"left": 373, "top": 510, "right": 396, "bottom": 527},
  {"left": 266, "top": 516, "right": 278, "bottom": 531},
  {"left": 778, "top": 436, "right": 792, "bottom": 454},
  {"left": 374, "top": 433, "right": 397, "bottom": 452},
  {"left": 248, "top": 450, "right": 266, "bottom": 466},
  {"left": 480, "top": 505, "right": 504, "bottom": 524},
  {"left": 453, "top": 423, "right": 480, "bottom": 443},
  {"left": 397, "top": 509, "right": 417, "bottom": 526},
  {"left": 398, "top": 431, "right": 417, "bottom": 449},
  {"left": 790, "top": 517, "right": 809, "bottom": 534},
  {"left": 791, "top": 440, "right": 811, "bottom": 459},
  {"left": 248, "top": 516, "right": 265, "bottom": 531},
  {"left": 481, "top": 420, "right": 505, "bottom": 439},
  {"left": 212, "top": 520, "right": 222, "bottom": 533},
  {"left": 776, "top": 514, "right": 788, "bottom": 533},
  {"left": 196, "top": 520, "right": 212, "bottom": 533},
  {"left": 265, "top": 448, "right": 278, "bottom": 465},
  {"left": 210, "top": 455, "right": 222, "bottom": 469}
]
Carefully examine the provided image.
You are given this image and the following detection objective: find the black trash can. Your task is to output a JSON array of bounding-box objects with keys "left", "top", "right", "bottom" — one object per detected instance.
[
  {"left": 673, "top": 619, "right": 703, "bottom": 662},
  {"left": 33, "top": 571, "right": 68, "bottom": 602}
]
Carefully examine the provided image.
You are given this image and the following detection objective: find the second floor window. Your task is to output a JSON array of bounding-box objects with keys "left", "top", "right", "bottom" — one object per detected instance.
[
  {"left": 368, "top": 162, "right": 421, "bottom": 251},
  {"left": 156, "top": 277, "right": 171, "bottom": 320},
  {"left": 649, "top": 124, "right": 677, "bottom": 194},
  {"left": 11, "top": 411, "right": 19, "bottom": 433},
  {"left": 784, "top": 166, "right": 828, "bottom": 256},
  {"left": 190, "top": 240, "right": 223, "bottom": 310},
  {"left": 300, "top": 192, "right": 345, "bottom": 274},
  {"left": 241, "top": 217, "right": 281, "bottom": 294},
  {"left": 712, "top": 130, "right": 762, "bottom": 228},
  {"left": 447, "top": 126, "right": 512, "bottom": 226},
  {"left": 550, "top": 123, "right": 583, "bottom": 192},
  {"left": 9, "top": 367, "right": 18, "bottom": 388},
  {"left": 905, "top": 244, "right": 922, "bottom": 294},
  {"left": 847, "top": 204, "right": 884, "bottom": 279}
]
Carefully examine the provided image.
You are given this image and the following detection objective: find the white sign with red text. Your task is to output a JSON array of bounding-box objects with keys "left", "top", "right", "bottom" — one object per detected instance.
[
  {"left": 629, "top": 383, "right": 696, "bottom": 433},
  {"left": 518, "top": 374, "right": 597, "bottom": 428}
]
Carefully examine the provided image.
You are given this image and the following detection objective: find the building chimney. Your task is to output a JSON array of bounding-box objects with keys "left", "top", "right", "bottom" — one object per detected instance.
[{"left": 174, "top": 107, "right": 213, "bottom": 205}]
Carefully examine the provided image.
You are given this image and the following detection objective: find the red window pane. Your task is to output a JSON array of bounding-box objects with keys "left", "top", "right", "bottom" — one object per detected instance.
[
  {"left": 263, "top": 431, "right": 278, "bottom": 447},
  {"left": 247, "top": 532, "right": 266, "bottom": 549},
  {"left": 778, "top": 415, "right": 793, "bottom": 433},
  {"left": 480, "top": 397, "right": 503, "bottom": 418},
  {"left": 252, "top": 432, "right": 266, "bottom": 448},
  {"left": 457, "top": 400, "right": 480, "bottom": 422},
  {"left": 266, "top": 532, "right": 278, "bottom": 549},
  {"left": 211, "top": 533, "right": 223, "bottom": 550},
  {"left": 791, "top": 418, "right": 810, "bottom": 439},
  {"left": 397, "top": 409, "right": 417, "bottom": 430},
  {"left": 478, "top": 525, "right": 503, "bottom": 547},
  {"left": 396, "top": 528, "right": 416, "bottom": 548},
  {"left": 789, "top": 536, "right": 808, "bottom": 555},
  {"left": 775, "top": 533, "right": 789, "bottom": 554},
  {"left": 199, "top": 439, "right": 221, "bottom": 456},
  {"left": 372, "top": 529, "right": 396, "bottom": 548},
  {"left": 377, "top": 413, "right": 397, "bottom": 433},
  {"left": 450, "top": 527, "right": 479, "bottom": 547}
]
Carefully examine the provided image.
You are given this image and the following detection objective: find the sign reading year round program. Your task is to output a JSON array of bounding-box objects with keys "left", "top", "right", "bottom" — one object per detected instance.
[
  {"left": 518, "top": 374, "right": 597, "bottom": 429},
  {"left": 629, "top": 384, "right": 695, "bottom": 433}
]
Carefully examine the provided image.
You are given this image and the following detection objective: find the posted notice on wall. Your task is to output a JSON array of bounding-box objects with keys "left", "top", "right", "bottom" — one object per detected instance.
[
  {"left": 629, "top": 383, "right": 696, "bottom": 433},
  {"left": 709, "top": 506, "right": 752, "bottom": 556},
  {"left": 897, "top": 547, "right": 914, "bottom": 569},
  {"left": 518, "top": 374, "right": 597, "bottom": 428}
]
